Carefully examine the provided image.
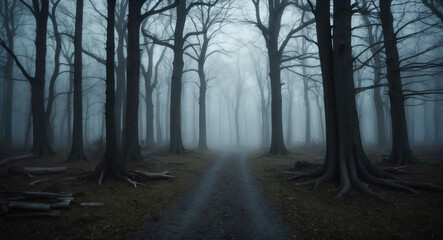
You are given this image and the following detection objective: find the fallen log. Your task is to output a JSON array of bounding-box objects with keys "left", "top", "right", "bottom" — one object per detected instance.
[
  {"left": 130, "top": 170, "right": 175, "bottom": 179},
  {"left": 8, "top": 167, "right": 67, "bottom": 175},
  {"left": 0, "top": 153, "right": 35, "bottom": 166},
  {"left": 8, "top": 201, "right": 51, "bottom": 211},
  {"left": 80, "top": 202, "right": 104, "bottom": 207},
  {"left": 23, "top": 191, "right": 73, "bottom": 199},
  {"left": 6, "top": 210, "right": 61, "bottom": 218}
]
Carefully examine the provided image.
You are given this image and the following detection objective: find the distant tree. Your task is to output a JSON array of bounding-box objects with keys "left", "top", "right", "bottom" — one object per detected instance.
[
  {"left": 0, "top": 0, "right": 52, "bottom": 156},
  {"left": 144, "top": 0, "right": 219, "bottom": 154},
  {"left": 185, "top": 0, "right": 231, "bottom": 150},
  {"left": 249, "top": 0, "right": 315, "bottom": 155},
  {"left": 0, "top": 0, "right": 22, "bottom": 149}
]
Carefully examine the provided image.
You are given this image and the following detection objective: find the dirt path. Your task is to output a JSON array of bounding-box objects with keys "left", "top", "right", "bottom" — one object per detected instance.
[{"left": 137, "top": 151, "right": 292, "bottom": 240}]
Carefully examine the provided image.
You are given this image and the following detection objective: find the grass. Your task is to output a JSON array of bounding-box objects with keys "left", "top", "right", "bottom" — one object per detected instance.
[
  {"left": 0, "top": 151, "right": 212, "bottom": 239},
  {"left": 249, "top": 148, "right": 443, "bottom": 240}
]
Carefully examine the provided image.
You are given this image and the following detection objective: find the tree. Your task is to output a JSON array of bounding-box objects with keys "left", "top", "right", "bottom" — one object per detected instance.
[
  {"left": 250, "top": 0, "right": 315, "bottom": 155},
  {"left": 95, "top": 0, "right": 119, "bottom": 180},
  {"left": 186, "top": 0, "right": 231, "bottom": 150},
  {"left": 141, "top": 33, "right": 156, "bottom": 148},
  {"left": 0, "top": 0, "right": 22, "bottom": 149},
  {"left": 67, "top": 0, "right": 86, "bottom": 161},
  {"left": 0, "top": 0, "right": 52, "bottom": 156},
  {"left": 123, "top": 0, "right": 176, "bottom": 161},
  {"left": 94, "top": 0, "right": 173, "bottom": 185},
  {"left": 45, "top": 0, "right": 62, "bottom": 147},
  {"left": 289, "top": 0, "right": 442, "bottom": 199},
  {"left": 143, "top": 0, "right": 218, "bottom": 154},
  {"left": 379, "top": 0, "right": 416, "bottom": 165}
]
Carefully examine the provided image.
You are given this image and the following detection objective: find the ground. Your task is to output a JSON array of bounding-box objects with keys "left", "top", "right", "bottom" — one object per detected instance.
[
  {"left": 137, "top": 150, "right": 292, "bottom": 240},
  {"left": 0, "top": 150, "right": 212, "bottom": 239},
  {"left": 1, "top": 147, "right": 442, "bottom": 240},
  {"left": 250, "top": 146, "right": 443, "bottom": 240}
]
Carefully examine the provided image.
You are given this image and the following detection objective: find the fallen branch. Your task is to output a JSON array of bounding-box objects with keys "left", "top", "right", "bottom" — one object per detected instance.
[
  {"left": 8, "top": 167, "right": 67, "bottom": 175},
  {"left": 6, "top": 210, "right": 61, "bottom": 218},
  {"left": 80, "top": 202, "right": 104, "bottom": 207},
  {"left": 129, "top": 170, "right": 175, "bottom": 179},
  {"left": 23, "top": 191, "right": 73, "bottom": 199},
  {"left": 0, "top": 153, "right": 35, "bottom": 166},
  {"left": 7, "top": 201, "right": 51, "bottom": 211}
]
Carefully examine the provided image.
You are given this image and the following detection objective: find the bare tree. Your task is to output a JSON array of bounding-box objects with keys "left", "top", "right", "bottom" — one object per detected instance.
[
  {"left": 0, "top": 0, "right": 52, "bottom": 156},
  {"left": 249, "top": 0, "right": 315, "bottom": 155}
]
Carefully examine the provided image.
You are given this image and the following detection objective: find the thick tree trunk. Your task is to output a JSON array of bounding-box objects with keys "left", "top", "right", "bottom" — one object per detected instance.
[
  {"left": 115, "top": 3, "right": 127, "bottom": 148},
  {"left": 95, "top": 0, "right": 121, "bottom": 181},
  {"left": 268, "top": 54, "right": 288, "bottom": 154},
  {"left": 169, "top": 0, "right": 186, "bottom": 154},
  {"left": 379, "top": 0, "right": 415, "bottom": 165},
  {"left": 68, "top": 0, "right": 86, "bottom": 162},
  {"left": 32, "top": 0, "right": 52, "bottom": 156},
  {"left": 123, "top": 0, "right": 143, "bottom": 161}
]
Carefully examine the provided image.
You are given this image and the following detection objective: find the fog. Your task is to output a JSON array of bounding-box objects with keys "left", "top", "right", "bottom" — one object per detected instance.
[{"left": 0, "top": 0, "right": 442, "bottom": 154}]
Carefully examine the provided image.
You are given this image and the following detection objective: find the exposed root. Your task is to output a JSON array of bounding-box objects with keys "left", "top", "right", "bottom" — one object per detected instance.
[{"left": 290, "top": 149, "right": 441, "bottom": 201}]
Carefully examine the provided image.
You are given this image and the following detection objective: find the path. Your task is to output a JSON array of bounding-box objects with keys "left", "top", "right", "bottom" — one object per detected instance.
[{"left": 137, "top": 151, "right": 292, "bottom": 240}]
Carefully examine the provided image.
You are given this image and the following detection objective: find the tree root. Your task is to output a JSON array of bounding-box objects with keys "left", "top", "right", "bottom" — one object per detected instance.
[{"left": 289, "top": 150, "right": 442, "bottom": 201}]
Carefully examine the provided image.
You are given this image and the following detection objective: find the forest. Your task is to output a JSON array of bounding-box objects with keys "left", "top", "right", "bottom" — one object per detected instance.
[{"left": 0, "top": 0, "right": 442, "bottom": 239}]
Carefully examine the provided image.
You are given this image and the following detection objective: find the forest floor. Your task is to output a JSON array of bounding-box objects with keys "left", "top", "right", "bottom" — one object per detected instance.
[
  {"left": 0, "top": 149, "right": 213, "bottom": 239},
  {"left": 250, "top": 146, "right": 443, "bottom": 240}
]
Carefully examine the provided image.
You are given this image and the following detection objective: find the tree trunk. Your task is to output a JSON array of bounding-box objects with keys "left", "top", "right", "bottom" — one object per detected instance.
[
  {"left": 142, "top": 44, "right": 155, "bottom": 148},
  {"left": 46, "top": 2, "right": 62, "bottom": 148},
  {"left": 3, "top": 35, "right": 13, "bottom": 149},
  {"left": 303, "top": 76, "right": 311, "bottom": 145},
  {"left": 31, "top": 0, "right": 52, "bottom": 156},
  {"left": 379, "top": 0, "right": 415, "bottom": 165},
  {"left": 169, "top": 0, "right": 186, "bottom": 154},
  {"left": 287, "top": 85, "right": 294, "bottom": 146},
  {"left": 95, "top": 0, "right": 121, "bottom": 180},
  {"left": 68, "top": 0, "right": 86, "bottom": 162},
  {"left": 123, "top": 0, "right": 143, "bottom": 161},
  {"left": 155, "top": 88, "right": 163, "bottom": 145},
  {"left": 115, "top": 2, "right": 127, "bottom": 148},
  {"left": 198, "top": 70, "right": 208, "bottom": 150}
]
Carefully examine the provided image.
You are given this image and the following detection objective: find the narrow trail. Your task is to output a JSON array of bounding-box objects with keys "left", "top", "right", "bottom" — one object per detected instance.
[{"left": 137, "top": 151, "right": 292, "bottom": 240}]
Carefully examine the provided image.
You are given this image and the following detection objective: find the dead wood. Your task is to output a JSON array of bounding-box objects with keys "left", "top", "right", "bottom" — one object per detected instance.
[
  {"left": 28, "top": 179, "right": 50, "bottom": 187},
  {"left": 0, "top": 153, "right": 35, "bottom": 166},
  {"left": 6, "top": 210, "right": 61, "bottom": 218}
]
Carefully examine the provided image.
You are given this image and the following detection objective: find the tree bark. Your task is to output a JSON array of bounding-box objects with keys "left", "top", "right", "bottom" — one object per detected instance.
[
  {"left": 169, "top": 0, "right": 187, "bottom": 154},
  {"left": 95, "top": 0, "right": 121, "bottom": 180},
  {"left": 142, "top": 43, "right": 156, "bottom": 148},
  {"left": 68, "top": 0, "right": 86, "bottom": 162},
  {"left": 379, "top": 0, "right": 415, "bottom": 165},
  {"left": 123, "top": 0, "right": 144, "bottom": 161}
]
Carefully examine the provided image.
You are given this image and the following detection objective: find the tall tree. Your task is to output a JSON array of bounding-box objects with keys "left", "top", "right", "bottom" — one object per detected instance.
[
  {"left": 0, "top": 0, "right": 52, "bottom": 156},
  {"left": 144, "top": 0, "right": 218, "bottom": 154},
  {"left": 141, "top": 37, "right": 156, "bottom": 148},
  {"left": 124, "top": 0, "right": 176, "bottom": 161},
  {"left": 250, "top": 0, "right": 314, "bottom": 155},
  {"left": 67, "top": 0, "right": 86, "bottom": 161},
  {"left": 186, "top": 0, "right": 230, "bottom": 150},
  {"left": 95, "top": 0, "right": 120, "bottom": 181},
  {"left": 45, "top": 0, "right": 62, "bottom": 147},
  {"left": 379, "top": 0, "right": 416, "bottom": 165},
  {"left": 0, "top": 0, "right": 21, "bottom": 149},
  {"left": 289, "top": 0, "right": 442, "bottom": 199}
]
